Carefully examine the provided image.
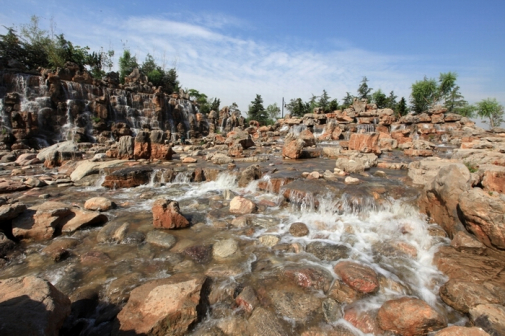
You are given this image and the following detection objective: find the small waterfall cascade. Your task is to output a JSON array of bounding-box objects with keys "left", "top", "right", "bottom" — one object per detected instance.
[
  {"left": 357, "top": 124, "right": 375, "bottom": 133},
  {"left": 0, "top": 69, "right": 208, "bottom": 149}
]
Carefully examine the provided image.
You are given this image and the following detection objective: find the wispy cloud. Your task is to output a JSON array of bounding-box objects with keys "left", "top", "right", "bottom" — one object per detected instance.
[{"left": 1, "top": 7, "right": 502, "bottom": 111}]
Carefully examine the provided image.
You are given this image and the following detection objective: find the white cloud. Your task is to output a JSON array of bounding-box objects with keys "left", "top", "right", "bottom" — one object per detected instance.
[{"left": 2, "top": 7, "right": 502, "bottom": 113}]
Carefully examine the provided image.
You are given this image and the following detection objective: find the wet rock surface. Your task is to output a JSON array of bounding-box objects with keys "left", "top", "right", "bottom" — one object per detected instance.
[{"left": 0, "top": 88, "right": 504, "bottom": 335}]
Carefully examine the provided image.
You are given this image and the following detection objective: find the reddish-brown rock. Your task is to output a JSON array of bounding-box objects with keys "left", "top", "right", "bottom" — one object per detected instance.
[
  {"left": 152, "top": 199, "right": 190, "bottom": 229},
  {"left": 377, "top": 297, "right": 447, "bottom": 335},
  {"left": 333, "top": 261, "right": 379, "bottom": 294},
  {"left": 344, "top": 307, "right": 383, "bottom": 335},
  {"left": 235, "top": 286, "right": 258, "bottom": 313},
  {"left": 116, "top": 274, "right": 207, "bottom": 336},
  {"left": 150, "top": 143, "right": 174, "bottom": 160},
  {"left": 299, "top": 129, "right": 316, "bottom": 147},
  {"left": 439, "top": 279, "right": 505, "bottom": 313},
  {"left": 282, "top": 265, "right": 333, "bottom": 292},
  {"left": 282, "top": 138, "right": 305, "bottom": 159},
  {"left": 0, "top": 276, "right": 71, "bottom": 336},
  {"left": 102, "top": 166, "right": 152, "bottom": 189},
  {"left": 348, "top": 133, "right": 381, "bottom": 153}
]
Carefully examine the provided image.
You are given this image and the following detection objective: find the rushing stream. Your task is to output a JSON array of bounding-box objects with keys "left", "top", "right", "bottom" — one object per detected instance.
[{"left": 0, "top": 167, "right": 465, "bottom": 335}]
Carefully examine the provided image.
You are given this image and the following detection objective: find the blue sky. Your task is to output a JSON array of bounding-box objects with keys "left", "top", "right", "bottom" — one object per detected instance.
[{"left": 1, "top": 0, "right": 504, "bottom": 115}]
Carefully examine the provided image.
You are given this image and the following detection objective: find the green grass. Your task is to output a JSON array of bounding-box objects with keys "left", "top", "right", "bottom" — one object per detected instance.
[{"left": 464, "top": 161, "right": 478, "bottom": 173}]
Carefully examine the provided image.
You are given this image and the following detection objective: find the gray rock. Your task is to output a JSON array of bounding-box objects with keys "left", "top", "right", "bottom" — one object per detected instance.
[
  {"left": 306, "top": 241, "right": 350, "bottom": 261},
  {"left": 146, "top": 230, "right": 177, "bottom": 248}
]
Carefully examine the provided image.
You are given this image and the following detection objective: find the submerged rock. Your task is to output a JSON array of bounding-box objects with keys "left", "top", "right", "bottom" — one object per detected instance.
[
  {"left": 377, "top": 297, "right": 447, "bottom": 335},
  {"left": 334, "top": 261, "right": 379, "bottom": 294}
]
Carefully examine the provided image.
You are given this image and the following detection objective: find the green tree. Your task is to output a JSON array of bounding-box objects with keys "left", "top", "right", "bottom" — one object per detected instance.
[
  {"left": 410, "top": 76, "right": 438, "bottom": 113},
  {"left": 118, "top": 49, "right": 139, "bottom": 83},
  {"left": 397, "top": 97, "right": 408, "bottom": 117},
  {"left": 318, "top": 90, "right": 331, "bottom": 113},
  {"left": 210, "top": 98, "right": 220, "bottom": 112},
  {"left": 386, "top": 91, "right": 397, "bottom": 110},
  {"left": 475, "top": 98, "right": 504, "bottom": 129},
  {"left": 266, "top": 103, "right": 280, "bottom": 121},
  {"left": 342, "top": 92, "right": 354, "bottom": 109},
  {"left": 410, "top": 72, "right": 459, "bottom": 113},
  {"left": 444, "top": 85, "right": 475, "bottom": 117},
  {"left": 357, "top": 76, "right": 373, "bottom": 101},
  {"left": 372, "top": 89, "right": 387, "bottom": 109},
  {"left": 307, "top": 94, "right": 319, "bottom": 113},
  {"left": 328, "top": 99, "right": 339, "bottom": 111},
  {"left": 19, "top": 15, "right": 51, "bottom": 69},
  {"left": 286, "top": 98, "right": 310, "bottom": 117},
  {"left": 162, "top": 68, "right": 179, "bottom": 94},
  {"left": 248, "top": 94, "right": 268, "bottom": 124}
]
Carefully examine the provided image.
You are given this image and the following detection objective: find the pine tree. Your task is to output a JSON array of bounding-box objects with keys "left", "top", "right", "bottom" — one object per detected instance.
[
  {"left": 342, "top": 92, "right": 354, "bottom": 108},
  {"left": 248, "top": 94, "right": 268, "bottom": 124},
  {"left": 118, "top": 49, "right": 139, "bottom": 83},
  {"left": 397, "top": 97, "right": 408, "bottom": 117},
  {"left": 318, "top": 90, "right": 331, "bottom": 113},
  {"left": 386, "top": 91, "right": 397, "bottom": 110},
  {"left": 357, "top": 76, "right": 373, "bottom": 101}
]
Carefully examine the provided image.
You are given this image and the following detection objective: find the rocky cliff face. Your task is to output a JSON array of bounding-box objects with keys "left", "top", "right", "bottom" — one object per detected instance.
[{"left": 0, "top": 64, "right": 209, "bottom": 150}]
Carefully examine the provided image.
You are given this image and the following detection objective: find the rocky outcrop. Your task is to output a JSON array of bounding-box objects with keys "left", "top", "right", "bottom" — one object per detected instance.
[
  {"left": 0, "top": 276, "right": 71, "bottom": 336},
  {"left": 458, "top": 188, "right": 505, "bottom": 249},
  {"left": 152, "top": 199, "right": 190, "bottom": 229},
  {"left": 116, "top": 273, "right": 208, "bottom": 336},
  {"left": 418, "top": 163, "right": 471, "bottom": 237}
]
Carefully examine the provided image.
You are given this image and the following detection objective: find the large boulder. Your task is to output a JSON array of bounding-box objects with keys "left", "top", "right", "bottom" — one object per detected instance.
[
  {"left": 0, "top": 201, "right": 26, "bottom": 221},
  {"left": 15, "top": 153, "right": 40, "bottom": 166},
  {"left": 348, "top": 133, "right": 381, "bottom": 154},
  {"left": 37, "top": 141, "right": 80, "bottom": 168},
  {"left": 377, "top": 297, "right": 447, "bottom": 335},
  {"left": 0, "top": 276, "right": 71, "bottom": 336},
  {"left": 469, "top": 304, "right": 505, "bottom": 336},
  {"left": 237, "top": 164, "right": 262, "bottom": 187},
  {"left": 439, "top": 279, "right": 505, "bottom": 313},
  {"left": 117, "top": 135, "right": 134, "bottom": 159},
  {"left": 299, "top": 129, "right": 316, "bottom": 147},
  {"left": 152, "top": 199, "right": 190, "bottom": 229},
  {"left": 282, "top": 137, "right": 305, "bottom": 159},
  {"left": 418, "top": 163, "right": 471, "bottom": 237},
  {"left": 458, "top": 188, "right": 505, "bottom": 249},
  {"left": 408, "top": 158, "right": 459, "bottom": 185},
  {"left": 116, "top": 274, "right": 208, "bottom": 336},
  {"left": 335, "top": 153, "right": 378, "bottom": 173}
]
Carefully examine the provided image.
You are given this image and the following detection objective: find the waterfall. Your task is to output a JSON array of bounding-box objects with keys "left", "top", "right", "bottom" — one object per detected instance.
[{"left": 357, "top": 124, "right": 375, "bottom": 133}]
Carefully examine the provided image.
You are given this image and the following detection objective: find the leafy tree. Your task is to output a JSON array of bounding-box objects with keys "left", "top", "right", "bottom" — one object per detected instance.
[
  {"left": 141, "top": 54, "right": 157, "bottom": 74},
  {"left": 307, "top": 94, "right": 319, "bottom": 113},
  {"left": 19, "top": 15, "right": 51, "bottom": 69},
  {"left": 397, "top": 97, "right": 408, "bottom": 117},
  {"left": 475, "top": 98, "right": 504, "bottom": 129},
  {"left": 118, "top": 49, "right": 139, "bottom": 83},
  {"left": 342, "top": 92, "right": 354, "bottom": 109},
  {"left": 410, "top": 76, "right": 438, "bottom": 113},
  {"left": 357, "top": 76, "right": 373, "bottom": 101},
  {"left": 328, "top": 99, "right": 339, "bottom": 111},
  {"left": 410, "top": 72, "right": 459, "bottom": 113},
  {"left": 386, "top": 91, "right": 397, "bottom": 110},
  {"left": 86, "top": 47, "right": 114, "bottom": 79},
  {"left": 286, "top": 98, "right": 309, "bottom": 117},
  {"left": 266, "top": 103, "right": 280, "bottom": 121},
  {"left": 248, "top": 94, "right": 268, "bottom": 124},
  {"left": 372, "top": 89, "right": 387, "bottom": 109}
]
